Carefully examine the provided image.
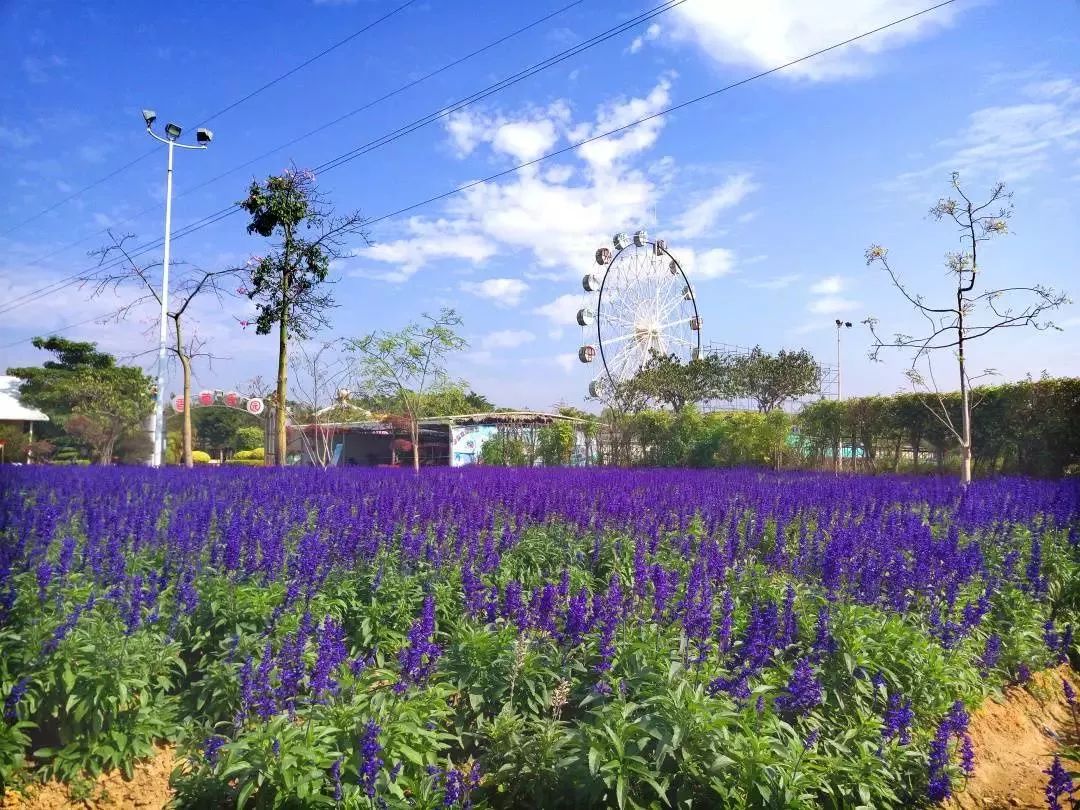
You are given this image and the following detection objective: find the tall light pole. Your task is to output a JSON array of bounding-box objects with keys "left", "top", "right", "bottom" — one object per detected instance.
[
  {"left": 142, "top": 110, "right": 212, "bottom": 467},
  {"left": 835, "top": 318, "right": 852, "bottom": 470}
]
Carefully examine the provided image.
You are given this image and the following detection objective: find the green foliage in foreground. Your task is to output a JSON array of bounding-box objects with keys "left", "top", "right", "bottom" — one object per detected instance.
[{"left": 1, "top": 518, "right": 1077, "bottom": 808}]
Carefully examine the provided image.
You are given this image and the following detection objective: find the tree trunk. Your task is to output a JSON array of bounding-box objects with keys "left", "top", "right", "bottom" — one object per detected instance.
[
  {"left": 173, "top": 315, "right": 195, "bottom": 469},
  {"left": 958, "top": 292, "right": 972, "bottom": 485},
  {"left": 99, "top": 435, "right": 118, "bottom": 466},
  {"left": 411, "top": 419, "right": 420, "bottom": 472},
  {"left": 892, "top": 435, "right": 902, "bottom": 473},
  {"left": 275, "top": 314, "right": 288, "bottom": 466},
  {"left": 913, "top": 437, "right": 921, "bottom": 471},
  {"left": 181, "top": 355, "right": 193, "bottom": 469}
]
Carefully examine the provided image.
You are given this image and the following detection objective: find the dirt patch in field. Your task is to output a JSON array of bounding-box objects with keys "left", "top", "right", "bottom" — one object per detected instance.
[
  {"left": 1, "top": 745, "right": 175, "bottom": 810},
  {"left": 949, "top": 666, "right": 1080, "bottom": 809}
]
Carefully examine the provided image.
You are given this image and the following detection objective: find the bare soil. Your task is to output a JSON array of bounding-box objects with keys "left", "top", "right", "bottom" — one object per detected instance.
[
  {"left": 949, "top": 665, "right": 1080, "bottom": 809},
  {"left": 0, "top": 745, "right": 175, "bottom": 810}
]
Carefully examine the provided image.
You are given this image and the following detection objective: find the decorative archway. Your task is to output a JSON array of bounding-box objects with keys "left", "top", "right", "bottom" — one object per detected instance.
[{"left": 170, "top": 390, "right": 273, "bottom": 461}]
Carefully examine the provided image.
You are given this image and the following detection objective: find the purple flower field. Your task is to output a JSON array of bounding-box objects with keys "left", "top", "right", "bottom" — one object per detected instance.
[{"left": 1, "top": 466, "right": 1078, "bottom": 808}]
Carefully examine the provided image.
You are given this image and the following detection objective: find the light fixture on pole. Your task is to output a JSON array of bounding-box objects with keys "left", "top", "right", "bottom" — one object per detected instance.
[
  {"left": 835, "top": 318, "right": 852, "bottom": 470},
  {"left": 143, "top": 109, "right": 212, "bottom": 468}
]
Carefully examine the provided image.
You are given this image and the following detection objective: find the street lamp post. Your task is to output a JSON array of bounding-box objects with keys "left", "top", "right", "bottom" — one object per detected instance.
[
  {"left": 142, "top": 110, "right": 212, "bottom": 467},
  {"left": 835, "top": 318, "right": 852, "bottom": 471}
]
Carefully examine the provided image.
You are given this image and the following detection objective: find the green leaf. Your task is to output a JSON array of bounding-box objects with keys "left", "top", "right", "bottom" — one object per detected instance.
[{"left": 237, "top": 780, "right": 257, "bottom": 809}]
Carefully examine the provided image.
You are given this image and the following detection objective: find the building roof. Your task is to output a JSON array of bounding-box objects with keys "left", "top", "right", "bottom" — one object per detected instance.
[
  {"left": 0, "top": 376, "right": 48, "bottom": 422},
  {"left": 288, "top": 410, "right": 596, "bottom": 432}
]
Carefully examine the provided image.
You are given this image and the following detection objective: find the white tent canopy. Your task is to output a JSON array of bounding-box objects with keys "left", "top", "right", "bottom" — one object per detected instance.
[{"left": 0, "top": 376, "right": 48, "bottom": 422}]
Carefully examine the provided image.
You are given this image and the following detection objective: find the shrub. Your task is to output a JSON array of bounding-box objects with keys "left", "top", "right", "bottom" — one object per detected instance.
[{"left": 191, "top": 450, "right": 212, "bottom": 464}]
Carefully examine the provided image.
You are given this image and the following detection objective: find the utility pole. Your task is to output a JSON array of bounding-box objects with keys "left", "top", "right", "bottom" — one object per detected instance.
[
  {"left": 142, "top": 109, "right": 212, "bottom": 467},
  {"left": 835, "top": 319, "right": 852, "bottom": 471}
]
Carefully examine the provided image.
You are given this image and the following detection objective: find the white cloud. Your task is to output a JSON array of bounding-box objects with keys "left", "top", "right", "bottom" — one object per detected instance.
[
  {"left": 670, "top": 173, "right": 758, "bottom": 239},
  {"left": 358, "top": 218, "right": 496, "bottom": 282},
  {"left": 447, "top": 102, "right": 571, "bottom": 163},
  {"left": 571, "top": 75, "right": 674, "bottom": 171},
  {"left": 810, "top": 275, "right": 844, "bottom": 295},
  {"left": 747, "top": 273, "right": 800, "bottom": 290},
  {"left": 681, "top": 247, "right": 736, "bottom": 280},
  {"left": 459, "top": 277, "right": 529, "bottom": 307},
  {"left": 628, "top": 23, "right": 661, "bottom": 54},
  {"left": 359, "top": 76, "right": 742, "bottom": 289},
  {"left": 803, "top": 276, "right": 859, "bottom": 317},
  {"left": 481, "top": 329, "right": 535, "bottom": 350},
  {"left": 895, "top": 76, "right": 1080, "bottom": 185},
  {"left": 534, "top": 293, "right": 582, "bottom": 327},
  {"left": 808, "top": 296, "right": 861, "bottom": 315},
  {"left": 671, "top": 1, "right": 963, "bottom": 81}
]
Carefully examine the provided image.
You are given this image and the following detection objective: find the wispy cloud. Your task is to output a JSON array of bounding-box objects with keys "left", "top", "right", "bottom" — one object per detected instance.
[
  {"left": 746, "top": 273, "right": 800, "bottom": 290},
  {"left": 810, "top": 276, "right": 844, "bottom": 295},
  {"left": 459, "top": 278, "right": 529, "bottom": 307},
  {"left": 894, "top": 76, "right": 1080, "bottom": 186},
  {"left": 481, "top": 329, "right": 536, "bottom": 350},
  {"left": 0, "top": 125, "right": 37, "bottom": 149},
  {"left": 669, "top": 173, "right": 758, "bottom": 240},
  {"left": 627, "top": 23, "right": 661, "bottom": 55},
  {"left": 22, "top": 54, "right": 65, "bottom": 83}
]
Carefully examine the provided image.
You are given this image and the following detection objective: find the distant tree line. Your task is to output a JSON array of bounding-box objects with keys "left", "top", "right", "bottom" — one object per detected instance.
[{"left": 797, "top": 377, "right": 1080, "bottom": 478}]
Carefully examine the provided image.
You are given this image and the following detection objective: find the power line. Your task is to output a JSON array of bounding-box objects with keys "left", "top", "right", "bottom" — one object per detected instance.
[
  {"left": 366, "top": 0, "right": 960, "bottom": 225},
  {"left": 0, "top": 0, "right": 420, "bottom": 239},
  {"left": 0, "top": 0, "right": 957, "bottom": 341},
  {"left": 0, "top": 313, "right": 117, "bottom": 351},
  {"left": 0, "top": 0, "right": 675, "bottom": 317},
  {"left": 3, "top": 0, "right": 586, "bottom": 286},
  {"left": 1, "top": 0, "right": 958, "bottom": 353}
]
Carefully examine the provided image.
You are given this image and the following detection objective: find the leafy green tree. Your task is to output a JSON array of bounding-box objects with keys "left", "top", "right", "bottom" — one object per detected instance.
[
  {"left": 347, "top": 308, "right": 467, "bottom": 472},
  {"left": 537, "top": 421, "right": 575, "bottom": 466},
  {"left": 625, "top": 352, "right": 727, "bottom": 411},
  {"left": 239, "top": 168, "right": 369, "bottom": 465},
  {"left": 716, "top": 346, "right": 821, "bottom": 413},
  {"left": 234, "top": 425, "right": 265, "bottom": 452},
  {"left": 479, "top": 434, "right": 528, "bottom": 466},
  {"left": 8, "top": 336, "right": 153, "bottom": 464},
  {"left": 865, "top": 172, "right": 1068, "bottom": 484}
]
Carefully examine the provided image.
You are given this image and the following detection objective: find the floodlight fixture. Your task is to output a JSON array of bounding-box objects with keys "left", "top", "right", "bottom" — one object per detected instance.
[
  {"left": 164, "top": 122, "right": 182, "bottom": 140},
  {"left": 142, "top": 109, "right": 157, "bottom": 127},
  {"left": 195, "top": 127, "right": 213, "bottom": 144}
]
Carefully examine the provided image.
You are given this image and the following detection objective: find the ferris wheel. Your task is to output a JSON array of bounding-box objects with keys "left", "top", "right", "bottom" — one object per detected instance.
[{"left": 577, "top": 230, "right": 702, "bottom": 398}]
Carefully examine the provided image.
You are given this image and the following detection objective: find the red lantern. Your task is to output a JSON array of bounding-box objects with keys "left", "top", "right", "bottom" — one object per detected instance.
[
  {"left": 225, "top": 391, "right": 239, "bottom": 408},
  {"left": 246, "top": 398, "right": 265, "bottom": 416},
  {"left": 199, "top": 391, "right": 213, "bottom": 406},
  {"left": 172, "top": 395, "right": 185, "bottom": 413}
]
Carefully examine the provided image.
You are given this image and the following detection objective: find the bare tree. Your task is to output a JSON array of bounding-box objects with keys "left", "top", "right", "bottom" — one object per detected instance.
[
  {"left": 864, "top": 173, "right": 1069, "bottom": 484},
  {"left": 290, "top": 339, "right": 365, "bottom": 468},
  {"left": 87, "top": 231, "right": 239, "bottom": 467}
]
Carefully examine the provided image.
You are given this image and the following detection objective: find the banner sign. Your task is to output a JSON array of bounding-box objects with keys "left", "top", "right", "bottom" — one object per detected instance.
[{"left": 171, "top": 390, "right": 265, "bottom": 416}]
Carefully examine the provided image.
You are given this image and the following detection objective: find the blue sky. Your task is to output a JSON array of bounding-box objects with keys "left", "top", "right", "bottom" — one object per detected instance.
[{"left": 1, "top": 0, "right": 1078, "bottom": 411}]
